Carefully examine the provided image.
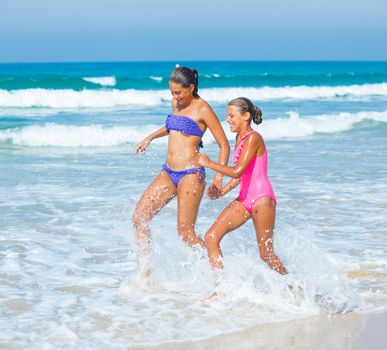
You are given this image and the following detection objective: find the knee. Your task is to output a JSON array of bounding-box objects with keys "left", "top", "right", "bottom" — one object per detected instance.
[{"left": 205, "top": 230, "right": 220, "bottom": 247}]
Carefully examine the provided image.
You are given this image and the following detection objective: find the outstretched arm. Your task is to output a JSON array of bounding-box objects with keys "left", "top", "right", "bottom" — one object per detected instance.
[{"left": 135, "top": 126, "right": 169, "bottom": 154}]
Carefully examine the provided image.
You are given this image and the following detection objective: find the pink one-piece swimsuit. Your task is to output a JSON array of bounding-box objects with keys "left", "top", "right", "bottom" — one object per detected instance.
[{"left": 232, "top": 131, "right": 277, "bottom": 212}]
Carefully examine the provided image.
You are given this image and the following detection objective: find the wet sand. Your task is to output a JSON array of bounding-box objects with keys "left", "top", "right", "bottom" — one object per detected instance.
[{"left": 130, "top": 311, "right": 387, "bottom": 350}]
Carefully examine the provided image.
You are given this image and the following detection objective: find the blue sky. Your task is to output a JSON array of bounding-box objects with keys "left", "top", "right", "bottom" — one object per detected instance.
[{"left": 1, "top": 0, "right": 387, "bottom": 62}]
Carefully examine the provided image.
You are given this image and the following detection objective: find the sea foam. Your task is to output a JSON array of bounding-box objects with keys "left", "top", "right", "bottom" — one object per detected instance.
[
  {"left": 1, "top": 83, "right": 387, "bottom": 109},
  {"left": 82, "top": 76, "right": 116, "bottom": 87},
  {"left": 1, "top": 110, "right": 386, "bottom": 147},
  {"left": 149, "top": 76, "right": 163, "bottom": 82},
  {"left": 254, "top": 110, "right": 387, "bottom": 140}
]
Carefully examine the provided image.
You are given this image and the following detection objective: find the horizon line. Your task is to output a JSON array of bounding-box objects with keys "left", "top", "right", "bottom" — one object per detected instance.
[{"left": 1, "top": 59, "right": 387, "bottom": 65}]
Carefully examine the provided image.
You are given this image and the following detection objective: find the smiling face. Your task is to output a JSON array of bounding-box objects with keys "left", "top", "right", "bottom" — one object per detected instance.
[
  {"left": 226, "top": 105, "right": 249, "bottom": 133},
  {"left": 169, "top": 81, "right": 194, "bottom": 109}
]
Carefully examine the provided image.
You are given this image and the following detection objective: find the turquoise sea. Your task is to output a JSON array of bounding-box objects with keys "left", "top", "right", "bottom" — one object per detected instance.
[{"left": 1, "top": 61, "right": 387, "bottom": 348}]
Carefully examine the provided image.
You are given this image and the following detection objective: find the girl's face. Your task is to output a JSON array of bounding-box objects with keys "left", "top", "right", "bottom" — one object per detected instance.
[
  {"left": 226, "top": 105, "right": 248, "bottom": 133},
  {"left": 169, "top": 81, "right": 194, "bottom": 108}
]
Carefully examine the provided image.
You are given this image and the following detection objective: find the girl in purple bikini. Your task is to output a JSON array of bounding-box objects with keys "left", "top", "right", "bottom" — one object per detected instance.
[{"left": 132, "top": 67, "right": 229, "bottom": 283}]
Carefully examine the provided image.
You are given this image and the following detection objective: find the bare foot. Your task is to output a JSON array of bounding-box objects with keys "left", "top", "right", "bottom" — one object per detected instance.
[
  {"left": 121, "top": 275, "right": 163, "bottom": 293},
  {"left": 200, "top": 290, "right": 218, "bottom": 303},
  {"left": 119, "top": 268, "right": 154, "bottom": 292}
]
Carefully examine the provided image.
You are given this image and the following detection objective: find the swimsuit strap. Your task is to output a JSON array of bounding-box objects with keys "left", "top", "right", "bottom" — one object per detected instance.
[
  {"left": 233, "top": 131, "right": 258, "bottom": 164},
  {"left": 240, "top": 130, "right": 257, "bottom": 142},
  {"left": 236, "top": 131, "right": 257, "bottom": 152}
]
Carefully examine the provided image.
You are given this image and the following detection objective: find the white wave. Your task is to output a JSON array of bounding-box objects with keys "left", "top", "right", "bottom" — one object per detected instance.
[
  {"left": 1, "top": 83, "right": 387, "bottom": 109},
  {"left": 1, "top": 110, "right": 386, "bottom": 148},
  {"left": 0, "top": 123, "right": 159, "bottom": 147},
  {"left": 150, "top": 76, "right": 163, "bottom": 82},
  {"left": 201, "top": 83, "right": 387, "bottom": 102},
  {"left": 204, "top": 73, "right": 221, "bottom": 78},
  {"left": 82, "top": 76, "right": 116, "bottom": 86},
  {"left": 253, "top": 110, "right": 387, "bottom": 140},
  {"left": 0, "top": 88, "right": 167, "bottom": 108}
]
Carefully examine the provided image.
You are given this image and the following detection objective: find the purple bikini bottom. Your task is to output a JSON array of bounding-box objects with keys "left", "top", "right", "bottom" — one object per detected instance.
[{"left": 162, "top": 163, "right": 205, "bottom": 188}]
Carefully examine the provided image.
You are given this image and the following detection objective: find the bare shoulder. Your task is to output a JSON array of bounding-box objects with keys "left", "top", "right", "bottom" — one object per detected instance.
[
  {"left": 246, "top": 131, "right": 266, "bottom": 154},
  {"left": 247, "top": 131, "right": 264, "bottom": 146},
  {"left": 196, "top": 98, "right": 217, "bottom": 121}
]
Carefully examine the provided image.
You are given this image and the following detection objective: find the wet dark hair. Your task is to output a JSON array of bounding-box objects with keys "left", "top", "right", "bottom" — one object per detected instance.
[
  {"left": 169, "top": 67, "right": 199, "bottom": 98},
  {"left": 228, "top": 97, "right": 262, "bottom": 125}
]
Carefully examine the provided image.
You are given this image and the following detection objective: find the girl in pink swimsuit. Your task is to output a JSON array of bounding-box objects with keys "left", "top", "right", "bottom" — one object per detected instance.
[{"left": 199, "top": 97, "right": 287, "bottom": 286}]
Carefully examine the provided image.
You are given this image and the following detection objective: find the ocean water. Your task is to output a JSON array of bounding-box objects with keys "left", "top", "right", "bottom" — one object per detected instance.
[{"left": 1, "top": 61, "right": 387, "bottom": 348}]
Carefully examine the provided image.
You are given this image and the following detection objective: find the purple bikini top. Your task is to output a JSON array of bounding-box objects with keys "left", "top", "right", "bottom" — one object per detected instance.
[{"left": 165, "top": 114, "right": 204, "bottom": 147}]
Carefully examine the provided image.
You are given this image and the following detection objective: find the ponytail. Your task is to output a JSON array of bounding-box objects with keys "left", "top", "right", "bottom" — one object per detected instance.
[{"left": 228, "top": 97, "right": 263, "bottom": 125}]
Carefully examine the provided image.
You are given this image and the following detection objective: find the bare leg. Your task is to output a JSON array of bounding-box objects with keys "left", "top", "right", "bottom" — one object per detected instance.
[
  {"left": 251, "top": 197, "right": 287, "bottom": 275},
  {"left": 200, "top": 199, "right": 250, "bottom": 301},
  {"left": 132, "top": 171, "right": 176, "bottom": 279},
  {"left": 176, "top": 172, "right": 206, "bottom": 248},
  {"left": 205, "top": 199, "right": 250, "bottom": 270}
]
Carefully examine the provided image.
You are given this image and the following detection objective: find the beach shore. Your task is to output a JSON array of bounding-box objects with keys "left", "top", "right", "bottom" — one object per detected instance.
[{"left": 130, "top": 311, "right": 387, "bottom": 350}]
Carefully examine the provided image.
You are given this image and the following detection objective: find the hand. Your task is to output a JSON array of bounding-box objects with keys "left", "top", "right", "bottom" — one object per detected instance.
[
  {"left": 206, "top": 184, "right": 222, "bottom": 200},
  {"left": 212, "top": 173, "right": 223, "bottom": 188},
  {"left": 206, "top": 171, "right": 223, "bottom": 200},
  {"left": 135, "top": 138, "right": 151, "bottom": 154},
  {"left": 198, "top": 152, "right": 210, "bottom": 166}
]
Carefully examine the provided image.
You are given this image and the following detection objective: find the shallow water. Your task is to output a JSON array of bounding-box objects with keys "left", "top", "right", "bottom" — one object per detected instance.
[{"left": 1, "top": 61, "right": 386, "bottom": 348}]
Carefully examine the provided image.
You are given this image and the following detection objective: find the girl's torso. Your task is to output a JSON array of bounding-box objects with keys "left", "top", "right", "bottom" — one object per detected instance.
[{"left": 233, "top": 131, "right": 276, "bottom": 204}]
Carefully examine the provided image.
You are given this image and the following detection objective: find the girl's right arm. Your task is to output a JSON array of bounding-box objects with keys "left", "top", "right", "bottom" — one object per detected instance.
[
  {"left": 220, "top": 178, "right": 240, "bottom": 196},
  {"left": 135, "top": 126, "right": 169, "bottom": 154},
  {"left": 198, "top": 133, "right": 261, "bottom": 178}
]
